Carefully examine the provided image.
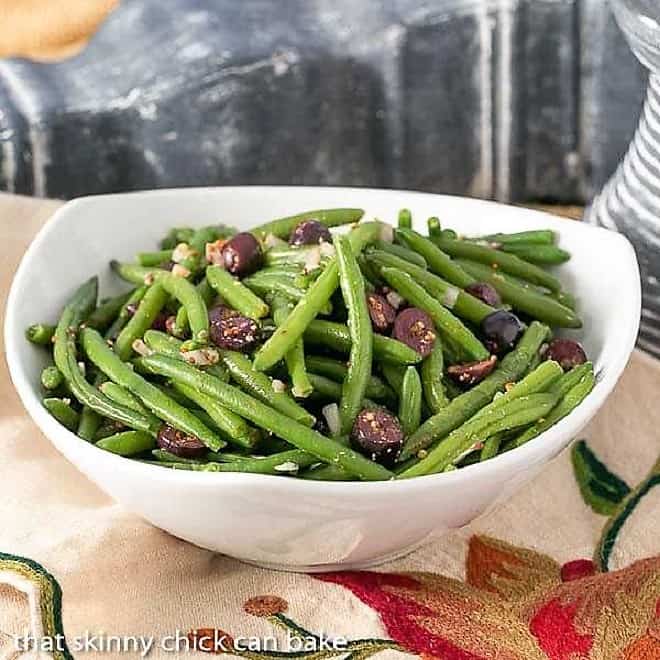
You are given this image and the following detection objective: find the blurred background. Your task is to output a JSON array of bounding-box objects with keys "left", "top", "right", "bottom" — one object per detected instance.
[{"left": 0, "top": 0, "right": 647, "bottom": 203}]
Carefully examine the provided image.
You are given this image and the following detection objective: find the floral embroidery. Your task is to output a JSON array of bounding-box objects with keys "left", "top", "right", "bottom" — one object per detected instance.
[
  {"left": 571, "top": 440, "right": 631, "bottom": 515},
  {"left": 318, "top": 538, "right": 660, "bottom": 659},
  {"left": 188, "top": 595, "right": 400, "bottom": 658},
  {"left": 0, "top": 552, "right": 72, "bottom": 660},
  {"left": 1, "top": 441, "right": 659, "bottom": 660}
]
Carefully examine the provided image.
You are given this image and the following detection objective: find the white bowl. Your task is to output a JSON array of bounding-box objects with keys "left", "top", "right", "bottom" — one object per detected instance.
[{"left": 5, "top": 187, "right": 640, "bottom": 572}]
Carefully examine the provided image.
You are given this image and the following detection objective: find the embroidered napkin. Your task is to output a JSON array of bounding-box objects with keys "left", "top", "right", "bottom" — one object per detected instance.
[{"left": 1, "top": 194, "right": 659, "bottom": 660}]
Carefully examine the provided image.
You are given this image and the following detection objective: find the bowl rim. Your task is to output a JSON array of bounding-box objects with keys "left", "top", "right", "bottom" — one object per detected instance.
[{"left": 4, "top": 185, "right": 642, "bottom": 495}]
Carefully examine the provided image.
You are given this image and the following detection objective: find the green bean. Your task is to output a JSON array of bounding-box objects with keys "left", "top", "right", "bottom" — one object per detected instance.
[
  {"left": 398, "top": 393, "right": 557, "bottom": 477},
  {"left": 159, "top": 273, "right": 209, "bottom": 342},
  {"left": 441, "top": 229, "right": 457, "bottom": 240},
  {"left": 307, "top": 374, "right": 378, "bottom": 409},
  {"left": 243, "top": 273, "right": 309, "bottom": 305},
  {"left": 172, "top": 382, "right": 256, "bottom": 448},
  {"left": 303, "top": 319, "right": 422, "bottom": 365},
  {"left": 455, "top": 259, "right": 581, "bottom": 328},
  {"left": 151, "top": 449, "right": 206, "bottom": 464},
  {"left": 76, "top": 373, "right": 104, "bottom": 442},
  {"left": 96, "top": 430, "right": 156, "bottom": 456},
  {"left": 308, "top": 373, "right": 346, "bottom": 400},
  {"left": 50, "top": 278, "right": 164, "bottom": 437},
  {"left": 272, "top": 297, "right": 313, "bottom": 398},
  {"left": 82, "top": 328, "right": 225, "bottom": 451},
  {"left": 114, "top": 282, "right": 168, "bottom": 360},
  {"left": 421, "top": 341, "right": 448, "bottom": 414},
  {"left": 398, "top": 208, "right": 412, "bottom": 229},
  {"left": 253, "top": 223, "right": 382, "bottom": 372},
  {"left": 152, "top": 449, "right": 318, "bottom": 475},
  {"left": 399, "top": 367, "right": 422, "bottom": 436},
  {"left": 41, "top": 365, "right": 63, "bottom": 390},
  {"left": 396, "top": 228, "right": 474, "bottom": 288},
  {"left": 477, "top": 229, "right": 556, "bottom": 245},
  {"left": 220, "top": 350, "right": 315, "bottom": 426},
  {"left": 381, "top": 267, "right": 489, "bottom": 362},
  {"left": 110, "top": 261, "right": 171, "bottom": 285},
  {"left": 427, "top": 217, "right": 441, "bottom": 239},
  {"left": 357, "top": 254, "right": 380, "bottom": 288},
  {"left": 480, "top": 432, "right": 507, "bottom": 461},
  {"left": 304, "top": 356, "right": 393, "bottom": 401},
  {"left": 553, "top": 290, "right": 577, "bottom": 311},
  {"left": 433, "top": 236, "right": 561, "bottom": 292},
  {"left": 173, "top": 278, "right": 215, "bottom": 337},
  {"left": 52, "top": 278, "right": 92, "bottom": 376},
  {"left": 68, "top": 277, "right": 99, "bottom": 326},
  {"left": 264, "top": 246, "right": 332, "bottom": 269},
  {"left": 25, "top": 323, "right": 56, "bottom": 345},
  {"left": 461, "top": 259, "right": 577, "bottom": 312},
  {"left": 152, "top": 448, "right": 250, "bottom": 464},
  {"left": 256, "top": 265, "right": 304, "bottom": 279},
  {"left": 499, "top": 244, "right": 570, "bottom": 265},
  {"left": 511, "top": 366, "right": 595, "bottom": 447},
  {"left": 304, "top": 355, "right": 356, "bottom": 383},
  {"left": 300, "top": 464, "right": 352, "bottom": 481},
  {"left": 442, "top": 376, "right": 462, "bottom": 400},
  {"left": 399, "top": 321, "right": 549, "bottom": 460},
  {"left": 523, "top": 346, "right": 543, "bottom": 377},
  {"left": 138, "top": 354, "right": 393, "bottom": 481},
  {"left": 366, "top": 250, "right": 494, "bottom": 324},
  {"left": 334, "top": 234, "right": 373, "bottom": 435},
  {"left": 85, "top": 291, "right": 132, "bottom": 331},
  {"left": 381, "top": 362, "right": 406, "bottom": 393},
  {"left": 153, "top": 448, "right": 251, "bottom": 464},
  {"left": 227, "top": 449, "right": 318, "bottom": 473},
  {"left": 152, "top": 382, "right": 197, "bottom": 406},
  {"left": 100, "top": 382, "right": 149, "bottom": 414},
  {"left": 373, "top": 240, "right": 427, "bottom": 268},
  {"left": 189, "top": 226, "right": 222, "bottom": 263},
  {"left": 93, "top": 419, "right": 126, "bottom": 441},
  {"left": 262, "top": 266, "right": 319, "bottom": 290},
  {"left": 142, "top": 330, "right": 229, "bottom": 382},
  {"left": 43, "top": 398, "right": 80, "bottom": 430},
  {"left": 467, "top": 263, "right": 550, "bottom": 293},
  {"left": 473, "top": 360, "right": 563, "bottom": 418},
  {"left": 206, "top": 265, "right": 269, "bottom": 319},
  {"left": 160, "top": 227, "right": 195, "bottom": 249},
  {"left": 106, "top": 286, "right": 147, "bottom": 339},
  {"left": 251, "top": 208, "right": 364, "bottom": 240},
  {"left": 138, "top": 249, "right": 173, "bottom": 267},
  {"left": 549, "top": 361, "right": 593, "bottom": 396},
  {"left": 64, "top": 348, "right": 161, "bottom": 434}
]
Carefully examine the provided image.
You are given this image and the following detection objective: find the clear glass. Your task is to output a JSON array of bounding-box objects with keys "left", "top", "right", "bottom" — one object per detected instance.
[
  {"left": 588, "top": 0, "right": 660, "bottom": 356},
  {"left": 613, "top": 0, "right": 660, "bottom": 69}
]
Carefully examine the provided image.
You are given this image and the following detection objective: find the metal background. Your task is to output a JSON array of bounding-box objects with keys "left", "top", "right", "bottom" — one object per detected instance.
[{"left": 0, "top": 0, "right": 647, "bottom": 202}]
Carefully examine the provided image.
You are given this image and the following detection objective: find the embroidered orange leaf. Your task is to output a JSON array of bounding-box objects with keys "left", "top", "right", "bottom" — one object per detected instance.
[
  {"left": 318, "top": 536, "right": 660, "bottom": 660},
  {"left": 466, "top": 535, "right": 560, "bottom": 602},
  {"left": 623, "top": 633, "right": 660, "bottom": 659}
]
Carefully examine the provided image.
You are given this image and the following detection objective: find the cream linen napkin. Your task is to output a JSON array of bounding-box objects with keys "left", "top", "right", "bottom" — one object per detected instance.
[{"left": 1, "top": 194, "right": 659, "bottom": 660}]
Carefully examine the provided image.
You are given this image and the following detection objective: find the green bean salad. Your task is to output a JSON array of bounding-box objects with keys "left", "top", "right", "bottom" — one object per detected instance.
[{"left": 27, "top": 208, "right": 594, "bottom": 481}]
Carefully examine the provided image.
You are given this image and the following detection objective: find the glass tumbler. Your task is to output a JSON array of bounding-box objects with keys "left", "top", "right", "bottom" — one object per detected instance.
[{"left": 587, "top": 0, "right": 660, "bottom": 356}]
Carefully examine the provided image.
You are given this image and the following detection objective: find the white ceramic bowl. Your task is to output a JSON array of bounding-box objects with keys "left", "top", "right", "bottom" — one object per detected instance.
[{"left": 5, "top": 187, "right": 640, "bottom": 572}]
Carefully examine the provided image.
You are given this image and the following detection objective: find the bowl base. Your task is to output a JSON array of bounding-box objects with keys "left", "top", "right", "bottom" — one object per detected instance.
[{"left": 238, "top": 538, "right": 430, "bottom": 573}]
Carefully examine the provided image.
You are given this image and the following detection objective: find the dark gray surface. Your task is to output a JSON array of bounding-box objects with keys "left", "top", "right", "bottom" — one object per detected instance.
[{"left": 0, "top": 0, "right": 645, "bottom": 202}]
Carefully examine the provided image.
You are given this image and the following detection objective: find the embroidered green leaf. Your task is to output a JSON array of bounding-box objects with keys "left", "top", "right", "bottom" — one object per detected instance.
[
  {"left": 595, "top": 455, "right": 660, "bottom": 571},
  {"left": 0, "top": 551, "right": 72, "bottom": 660},
  {"left": 571, "top": 440, "right": 630, "bottom": 515}
]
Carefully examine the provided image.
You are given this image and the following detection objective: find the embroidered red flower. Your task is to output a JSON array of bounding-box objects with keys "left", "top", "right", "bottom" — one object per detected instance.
[{"left": 317, "top": 535, "right": 660, "bottom": 660}]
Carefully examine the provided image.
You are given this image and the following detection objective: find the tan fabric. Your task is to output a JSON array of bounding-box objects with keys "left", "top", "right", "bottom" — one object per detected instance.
[
  {"left": 1, "top": 194, "right": 659, "bottom": 660},
  {"left": 0, "top": 1, "right": 118, "bottom": 61}
]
